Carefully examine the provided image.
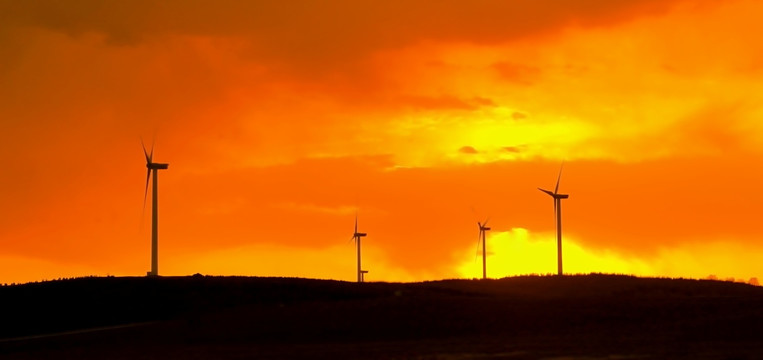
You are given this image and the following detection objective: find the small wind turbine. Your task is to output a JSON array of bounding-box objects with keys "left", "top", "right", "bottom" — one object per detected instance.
[
  {"left": 538, "top": 163, "right": 568, "bottom": 276},
  {"left": 142, "top": 140, "right": 169, "bottom": 277},
  {"left": 351, "top": 213, "right": 368, "bottom": 283},
  {"left": 476, "top": 219, "right": 491, "bottom": 279}
]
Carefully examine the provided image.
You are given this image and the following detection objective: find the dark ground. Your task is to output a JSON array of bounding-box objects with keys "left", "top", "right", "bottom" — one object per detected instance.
[{"left": 1, "top": 274, "right": 761, "bottom": 359}]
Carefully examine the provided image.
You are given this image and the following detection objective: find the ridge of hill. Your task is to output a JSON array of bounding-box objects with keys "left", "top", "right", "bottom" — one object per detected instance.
[{"left": 1, "top": 274, "right": 762, "bottom": 359}]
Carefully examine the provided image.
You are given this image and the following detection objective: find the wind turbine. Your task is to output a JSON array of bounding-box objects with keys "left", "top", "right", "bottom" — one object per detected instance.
[
  {"left": 351, "top": 213, "right": 368, "bottom": 283},
  {"left": 142, "top": 140, "right": 169, "bottom": 277},
  {"left": 476, "top": 219, "right": 491, "bottom": 279},
  {"left": 538, "top": 163, "right": 568, "bottom": 276}
]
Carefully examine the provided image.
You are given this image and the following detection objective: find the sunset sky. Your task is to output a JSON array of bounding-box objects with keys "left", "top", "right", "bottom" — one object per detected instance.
[{"left": 1, "top": 0, "right": 762, "bottom": 284}]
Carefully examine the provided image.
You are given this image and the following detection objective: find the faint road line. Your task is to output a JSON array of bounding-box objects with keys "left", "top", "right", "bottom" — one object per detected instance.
[{"left": 0, "top": 321, "right": 157, "bottom": 343}]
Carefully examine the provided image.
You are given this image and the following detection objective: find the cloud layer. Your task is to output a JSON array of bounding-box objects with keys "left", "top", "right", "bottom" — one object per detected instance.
[{"left": 1, "top": 0, "right": 762, "bottom": 282}]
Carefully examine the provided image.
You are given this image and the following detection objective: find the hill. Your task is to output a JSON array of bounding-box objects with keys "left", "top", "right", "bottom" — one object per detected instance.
[{"left": 1, "top": 274, "right": 762, "bottom": 359}]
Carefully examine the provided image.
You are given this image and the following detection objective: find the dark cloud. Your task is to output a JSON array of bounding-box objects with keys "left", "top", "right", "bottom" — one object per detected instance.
[
  {"left": 503, "top": 146, "right": 523, "bottom": 153},
  {"left": 493, "top": 62, "right": 543, "bottom": 85},
  {"left": 397, "top": 95, "right": 495, "bottom": 110},
  {"left": 472, "top": 97, "right": 496, "bottom": 107},
  {"left": 459, "top": 146, "right": 479, "bottom": 154},
  {"left": 511, "top": 112, "right": 528, "bottom": 120},
  {"left": 679, "top": 102, "right": 751, "bottom": 152},
  {"left": 0, "top": 0, "right": 706, "bottom": 73}
]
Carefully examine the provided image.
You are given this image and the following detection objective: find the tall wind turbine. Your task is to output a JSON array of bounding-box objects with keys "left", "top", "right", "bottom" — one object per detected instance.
[
  {"left": 142, "top": 140, "right": 169, "bottom": 277},
  {"left": 538, "top": 164, "right": 568, "bottom": 276},
  {"left": 351, "top": 213, "right": 368, "bottom": 283},
  {"left": 476, "top": 219, "right": 491, "bottom": 279}
]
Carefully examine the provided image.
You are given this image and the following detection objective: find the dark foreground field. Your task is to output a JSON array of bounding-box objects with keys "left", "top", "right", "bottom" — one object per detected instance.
[{"left": 1, "top": 274, "right": 761, "bottom": 359}]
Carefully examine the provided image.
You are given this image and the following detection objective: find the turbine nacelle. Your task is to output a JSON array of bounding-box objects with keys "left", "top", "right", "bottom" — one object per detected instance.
[
  {"left": 538, "top": 188, "right": 569, "bottom": 199},
  {"left": 147, "top": 163, "right": 169, "bottom": 170},
  {"left": 142, "top": 139, "right": 169, "bottom": 170},
  {"left": 477, "top": 219, "right": 491, "bottom": 231},
  {"left": 353, "top": 232, "right": 367, "bottom": 238}
]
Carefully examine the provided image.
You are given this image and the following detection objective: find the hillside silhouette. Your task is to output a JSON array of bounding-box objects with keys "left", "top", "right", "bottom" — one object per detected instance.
[{"left": 1, "top": 274, "right": 762, "bottom": 359}]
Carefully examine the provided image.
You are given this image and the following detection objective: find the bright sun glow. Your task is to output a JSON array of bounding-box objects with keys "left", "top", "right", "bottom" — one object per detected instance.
[
  {"left": 456, "top": 228, "right": 762, "bottom": 285},
  {"left": 456, "top": 228, "right": 654, "bottom": 278}
]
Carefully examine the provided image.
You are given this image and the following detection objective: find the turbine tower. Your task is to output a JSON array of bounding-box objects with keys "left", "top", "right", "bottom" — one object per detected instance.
[
  {"left": 477, "top": 219, "right": 491, "bottom": 279},
  {"left": 538, "top": 164, "right": 568, "bottom": 276},
  {"left": 351, "top": 213, "right": 368, "bottom": 283},
  {"left": 142, "top": 140, "right": 169, "bottom": 277}
]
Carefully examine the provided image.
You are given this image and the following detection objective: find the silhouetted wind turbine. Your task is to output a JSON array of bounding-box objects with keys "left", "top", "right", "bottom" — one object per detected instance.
[
  {"left": 476, "top": 219, "right": 491, "bottom": 279},
  {"left": 142, "top": 139, "right": 169, "bottom": 277},
  {"left": 351, "top": 213, "right": 368, "bottom": 283},
  {"left": 539, "top": 163, "right": 568, "bottom": 276}
]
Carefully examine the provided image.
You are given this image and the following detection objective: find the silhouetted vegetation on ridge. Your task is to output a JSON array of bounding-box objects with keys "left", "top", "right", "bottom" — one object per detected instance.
[
  {"left": 1, "top": 274, "right": 760, "bottom": 338},
  {"left": 1, "top": 274, "right": 762, "bottom": 359}
]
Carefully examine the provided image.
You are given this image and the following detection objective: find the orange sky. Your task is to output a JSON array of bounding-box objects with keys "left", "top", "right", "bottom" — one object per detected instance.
[{"left": 1, "top": 0, "right": 762, "bottom": 284}]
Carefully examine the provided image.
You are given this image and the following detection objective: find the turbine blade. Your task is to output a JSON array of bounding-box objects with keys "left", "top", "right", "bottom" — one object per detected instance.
[
  {"left": 354, "top": 212, "right": 358, "bottom": 234},
  {"left": 149, "top": 138, "right": 155, "bottom": 163},
  {"left": 483, "top": 217, "right": 490, "bottom": 227},
  {"left": 539, "top": 188, "right": 555, "bottom": 197},
  {"left": 554, "top": 162, "right": 564, "bottom": 194},
  {"left": 141, "top": 139, "right": 150, "bottom": 163},
  {"left": 143, "top": 169, "right": 151, "bottom": 214}
]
